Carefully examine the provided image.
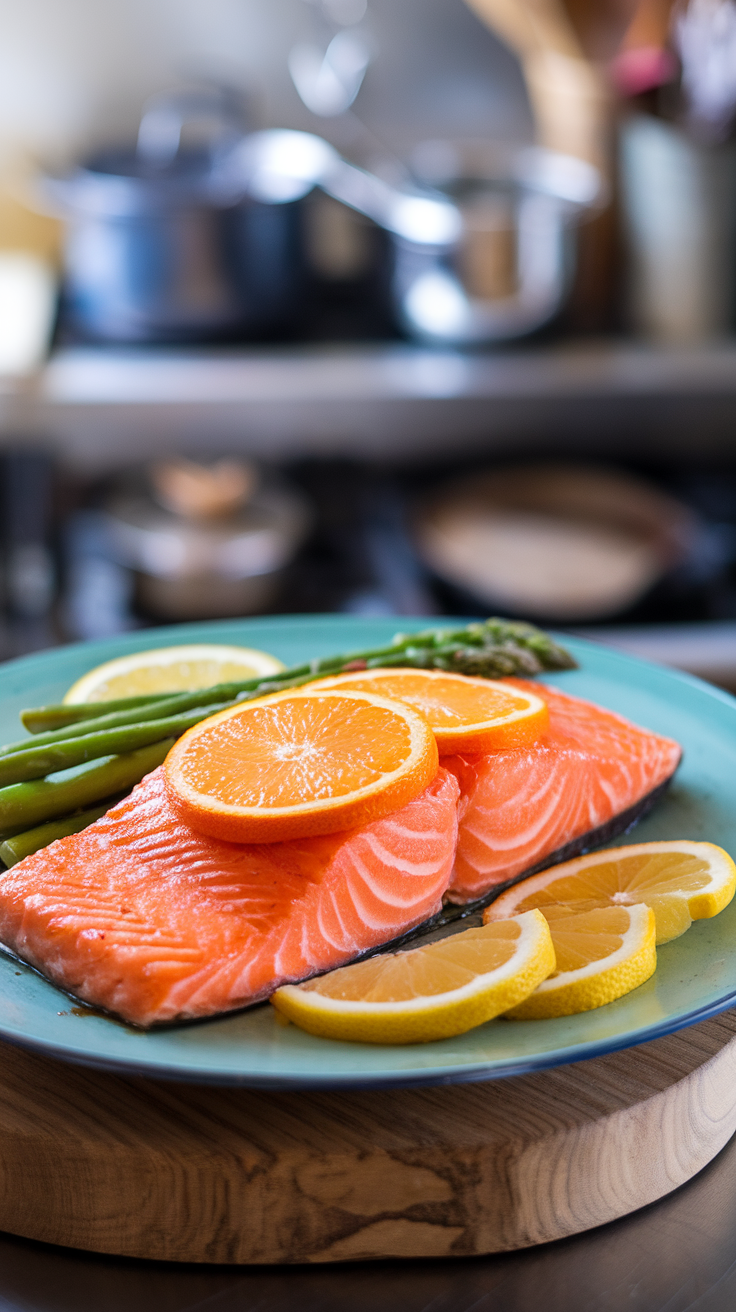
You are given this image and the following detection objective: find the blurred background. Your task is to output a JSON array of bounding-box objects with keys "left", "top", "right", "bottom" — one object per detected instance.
[{"left": 1, "top": 0, "right": 736, "bottom": 686}]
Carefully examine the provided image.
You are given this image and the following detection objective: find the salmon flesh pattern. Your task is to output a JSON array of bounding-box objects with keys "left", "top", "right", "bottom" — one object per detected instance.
[
  {"left": 443, "top": 680, "right": 682, "bottom": 903},
  {"left": 0, "top": 766, "right": 460, "bottom": 1027}
]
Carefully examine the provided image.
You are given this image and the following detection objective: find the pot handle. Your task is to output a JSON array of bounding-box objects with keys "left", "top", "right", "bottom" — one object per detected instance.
[
  {"left": 322, "top": 155, "right": 593, "bottom": 344},
  {"left": 395, "top": 192, "right": 571, "bottom": 344}
]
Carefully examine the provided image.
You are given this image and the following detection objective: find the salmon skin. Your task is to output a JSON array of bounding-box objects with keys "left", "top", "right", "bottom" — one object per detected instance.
[
  {"left": 443, "top": 680, "right": 682, "bottom": 904},
  {"left": 0, "top": 766, "right": 459, "bottom": 1027}
]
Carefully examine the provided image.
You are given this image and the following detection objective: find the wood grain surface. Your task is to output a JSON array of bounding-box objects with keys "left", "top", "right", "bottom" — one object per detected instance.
[{"left": 1, "top": 1013, "right": 735, "bottom": 1265}]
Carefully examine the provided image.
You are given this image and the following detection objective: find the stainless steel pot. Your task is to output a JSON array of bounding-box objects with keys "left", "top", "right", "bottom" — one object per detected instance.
[
  {"left": 219, "top": 129, "right": 602, "bottom": 344},
  {"left": 392, "top": 148, "right": 603, "bottom": 344},
  {"left": 44, "top": 88, "right": 602, "bottom": 345},
  {"left": 44, "top": 89, "right": 310, "bottom": 343},
  {"left": 102, "top": 461, "right": 312, "bottom": 620}
]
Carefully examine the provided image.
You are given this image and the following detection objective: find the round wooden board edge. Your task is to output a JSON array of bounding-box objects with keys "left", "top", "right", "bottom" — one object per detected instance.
[{"left": 0, "top": 1013, "right": 734, "bottom": 1263}]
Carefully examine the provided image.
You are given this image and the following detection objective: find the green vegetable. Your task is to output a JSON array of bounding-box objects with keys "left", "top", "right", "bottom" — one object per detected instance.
[
  {"left": 21, "top": 693, "right": 168, "bottom": 734},
  {"left": 2, "top": 619, "right": 576, "bottom": 857},
  {"left": 0, "top": 703, "right": 232, "bottom": 787},
  {"left": 5, "top": 691, "right": 222, "bottom": 754},
  {"left": 0, "top": 794, "right": 127, "bottom": 866},
  {"left": 21, "top": 619, "right": 576, "bottom": 731},
  {"left": 0, "top": 738, "right": 175, "bottom": 838}
]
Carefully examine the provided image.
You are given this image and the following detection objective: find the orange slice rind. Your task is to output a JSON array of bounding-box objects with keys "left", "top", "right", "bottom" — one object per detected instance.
[
  {"left": 310, "top": 668, "right": 548, "bottom": 754},
  {"left": 164, "top": 688, "right": 439, "bottom": 843},
  {"left": 271, "top": 909, "right": 555, "bottom": 1043}
]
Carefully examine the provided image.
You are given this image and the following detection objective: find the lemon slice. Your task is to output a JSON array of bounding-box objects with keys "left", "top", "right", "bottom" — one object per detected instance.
[
  {"left": 63, "top": 643, "right": 285, "bottom": 704},
  {"left": 270, "top": 909, "right": 555, "bottom": 1044},
  {"left": 483, "top": 841, "right": 736, "bottom": 945},
  {"left": 498, "top": 904, "right": 656, "bottom": 1020}
]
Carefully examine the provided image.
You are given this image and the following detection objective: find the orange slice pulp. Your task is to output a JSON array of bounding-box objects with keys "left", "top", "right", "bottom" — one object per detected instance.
[
  {"left": 164, "top": 688, "right": 439, "bottom": 842},
  {"left": 310, "top": 668, "right": 548, "bottom": 754}
]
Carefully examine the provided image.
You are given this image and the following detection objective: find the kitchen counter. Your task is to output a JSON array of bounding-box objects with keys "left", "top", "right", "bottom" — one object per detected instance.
[
  {"left": 0, "top": 1089, "right": 734, "bottom": 1312},
  {"left": 3, "top": 340, "right": 736, "bottom": 473}
]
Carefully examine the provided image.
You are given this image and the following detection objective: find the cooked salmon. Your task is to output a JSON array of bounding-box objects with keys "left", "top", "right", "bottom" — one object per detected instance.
[
  {"left": 0, "top": 765, "right": 460, "bottom": 1026},
  {"left": 444, "top": 680, "right": 682, "bottom": 903}
]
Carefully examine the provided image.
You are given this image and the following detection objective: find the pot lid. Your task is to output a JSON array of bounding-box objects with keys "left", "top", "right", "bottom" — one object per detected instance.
[{"left": 44, "top": 85, "right": 250, "bottom": 216}]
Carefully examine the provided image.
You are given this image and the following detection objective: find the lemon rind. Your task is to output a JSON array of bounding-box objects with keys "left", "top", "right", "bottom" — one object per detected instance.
[
  {"left": 506, "top": 904, "right": 657, "bottom": 1021},
  {"left": 64, "top": 643, "right": 285, "bottom": 704},
  {"left": 270, "top": 910, "right": 556, "bottom": 1044},
  {"left": 486, "top": 841, "right": 736, "bottom": 936}
]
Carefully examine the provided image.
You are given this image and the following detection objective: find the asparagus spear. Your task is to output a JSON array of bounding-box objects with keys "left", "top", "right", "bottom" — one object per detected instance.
[
  {"left": 0, "top": 738, "right": 175, "bottom": 838},
  {"left": 0, "top": 793, "right": 127, "bottom": 867},
  {"left": 21, "top": 619, "right": 576, "bottom": 732},
  {"left": 0, "top": 703, "right": 232, "bottom": 786},
  {"left": 22, "top": 693, "right": 168, "bottom": 733},
  {"left": 0, "top": 619, "right": 577, "bottom": 861},
  {"left": 0, "top": 619, "right": 577, "bottom": 797},
  {"left": 11, "top": 676, "right": 322, "bottom": 749},
  {"left": 2, "top": 690, "right": 237, "bottom": 756},
  {"left": 19, "top": 673, "right": 320, "bottom": 733}
]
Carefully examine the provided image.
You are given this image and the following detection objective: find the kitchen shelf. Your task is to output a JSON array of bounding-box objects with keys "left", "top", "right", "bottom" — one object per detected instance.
[{"left": 2, "top": 339, "right": 736, "bottom": 471}]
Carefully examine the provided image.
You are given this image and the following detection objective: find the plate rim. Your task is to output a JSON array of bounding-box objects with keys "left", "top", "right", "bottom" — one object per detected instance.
[
  {"left": 1, "top": 614, "right": 736, "bottom": 1089},
  {"left": 0, "top": 989, "right": 734, "bottom": 1090}
]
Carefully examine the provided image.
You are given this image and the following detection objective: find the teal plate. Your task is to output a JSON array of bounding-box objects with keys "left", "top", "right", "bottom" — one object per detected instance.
[{"left": 0, "top": 614, "right": 735, "bottom": 1089}]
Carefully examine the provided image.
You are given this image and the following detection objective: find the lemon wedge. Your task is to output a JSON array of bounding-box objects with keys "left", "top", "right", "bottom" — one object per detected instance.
[
  {"left": 497, "top": 904, "right": 656, "bottom": 1020},
  {"left": 271, "top": 909, "right": 555, "bottom": 1044},
  {"left": 63, "top": 643, "right": 285, "bottom": 704},
  {"left": 483, "top": 841, "right": 736, "bottom": 945}
]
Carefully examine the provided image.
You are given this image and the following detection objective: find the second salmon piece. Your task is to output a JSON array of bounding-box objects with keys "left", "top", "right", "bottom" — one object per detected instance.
[
  {"left": 0, "top": 765, "right": 460, "bottom": 1027},
  {"left": 443, "top": 680, "right": 682, "bottom": 903}
]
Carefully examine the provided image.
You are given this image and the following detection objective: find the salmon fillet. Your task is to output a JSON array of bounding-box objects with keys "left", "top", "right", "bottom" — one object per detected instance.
[
  {"left": 0, "top": 765, "right": 460, "bottom": 1027},
  {"left": 444, "top": 680, "right": 682, "bottom": 903}
]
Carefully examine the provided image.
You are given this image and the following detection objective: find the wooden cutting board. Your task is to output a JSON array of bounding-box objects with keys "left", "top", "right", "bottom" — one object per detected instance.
[{"left": 1, "top": 1012, "right": 735, "bottom": 1264}]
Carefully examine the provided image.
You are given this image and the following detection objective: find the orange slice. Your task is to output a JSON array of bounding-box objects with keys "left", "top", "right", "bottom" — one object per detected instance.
[
  {"left": 164, "top": 689, "right": 439, "bottom": 842},
  {"left": 310, "top": 668, "right": 548, "bottom": 754}
]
